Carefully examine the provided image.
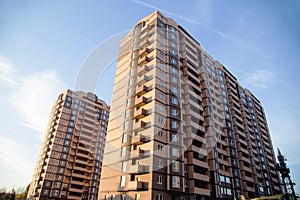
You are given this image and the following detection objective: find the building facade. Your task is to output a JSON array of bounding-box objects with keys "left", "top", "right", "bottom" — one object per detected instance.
[
  {"left": 98, "top": 11, "right": 281, "bottom": 200},
  {"left": 27, "top": 90, "right": 109, "bottom": 200}
]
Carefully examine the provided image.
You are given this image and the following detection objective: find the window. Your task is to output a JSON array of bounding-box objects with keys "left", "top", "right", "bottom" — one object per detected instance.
[
  {"left": 180, "top": 197, "right": 185, "bottom": 200},
  {"left": 171, "top": 121, "right": 178, "bottom": 129},
  {"left": 159, "top": 82, "right": 164, "bottom": 87},
  {"left": 54, "top": 182, "right": 61, "bottom": 188},
  {"left": 170, "top": 86, "right": 178, "bottom": 94},
  {"left": 122, "top": 134, "right": 127, "bottom": 143},
  {"left": 184, "top": 179, "right": 188, "bottom": 188},
  {"left": 158, "top": 159, "right": 163, "bottom": 168},
  {"left": 123, "top": 121, "right": 129, "bottom": 131},
  {"left": 120, "top": 176, "right": 126, "bottom": 187},
  {"left": 157, "top": 104, "right": 164, "bottom": 111},
  {"left": 160, "top": 61, "right": 164, "bottom": 67},
  {"left": 171, "top": 133, "right": 178, "bottom": 142},
  {"left": 157, "top": 176, "right": 162, "bottom": 184},
  {"left": 170, "top": 57, "right": 177, "bottom": 65},
  {"left": 171, "top": 108, "right": 178, "bottom": 117},
  {"left": 170, "top": 76, "right": 178, "bottom": 83},
  {"left": 172, "top": 176, "right": 180, "bottom": 188},
  {"left": 156, "top": 194, "right": 163, "bottom": 200},
  {"left": 158, "top": 144, "right": 163, "bottom": 151},
  {"left": 170, "top": 66, "right": 178, "bottom": 74},
  {"left": 121, "top": 195, "right": 126, "bottom": 200},
  {"left": 135, "top": 194, "right": 140, "bottom": 200},
  {"left": 121, "top": 162, "right": 127, "bottom": 172},
  {"left": 127, "top": 88, "right": 132, "bottom": 96},
  {"left": 160, "top": 52, "right": 164, "bottom": 59},
  {"left": 125, "top": 110, "right": 130, "bottom": 118},
  {"left": 158, "top": 117, "right": 163, "bottom": 124},
  {"left": 158, "top": 130, "right": 163, "bottom": 138},
  {"left": 171, "top": 97, "right": 178, "bottom": 105},
  {"left": 158, "top": 93, "right": 164, "bottom": 99},
  {"left": 52, "top": 190, "right": 59, "bottom": 196},
  {"left": 159, "top": 71, "right": 164, "bottom": 77},
  {"left": 172, "top": 148, "right": 179, "bottom": 157},
  {"left": 121, "top": 147, "right": 126, "bottom": 157},
  {"left": 172, "top": 160, "right": 180, "bottom": 172},
  {"left": 126, "top": 99, "right": 131, "bottom": 107},
  {"left": 169, "top": 26, "right": 175, "bottom": 32},
  {"left": 128, "top": 79, "right": 133, "bottom": 86}
]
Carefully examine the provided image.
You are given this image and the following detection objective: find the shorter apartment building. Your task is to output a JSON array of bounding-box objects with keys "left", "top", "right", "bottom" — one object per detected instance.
[{"left": 27, "top": 90, "right": 109, "bottom": 200}]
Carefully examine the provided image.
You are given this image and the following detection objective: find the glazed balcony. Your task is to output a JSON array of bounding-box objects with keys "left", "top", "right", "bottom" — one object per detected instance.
[
  {"left": 139, "top": 39, "right": 152, "bottom": 49},
  {"left": 127, "top": 181, "right": 148, "bottom": 191},
  {"left": 135, "top": 96, "right": 152, "bottom": 107},
  {"left": 129, "top": 164, "right": 149, "bottom": 174},
  {"left": 131, "top": 134, "right": 150, "bottom": 145},
  {"left": 136, "top": 85, "right": 152, "bottom": 96}
]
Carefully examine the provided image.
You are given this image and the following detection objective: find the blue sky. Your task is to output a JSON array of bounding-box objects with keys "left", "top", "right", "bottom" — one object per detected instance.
[{"left": 0, "top": 0, "right": 299, "bottom": 193}]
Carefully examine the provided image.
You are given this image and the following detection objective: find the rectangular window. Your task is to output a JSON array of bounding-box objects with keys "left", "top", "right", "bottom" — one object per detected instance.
[
  {"left": 156, "top": 194, "right": 163, "bottom": 200},
  {"left": 120, "top": 176, "right": 126, "bottom": 187},
  {"left": 172, "top": 148, "right": 179, "bottom": 157},
  {"left": 158, "top": 159, "right": 163, "bottom": 168},
  {"left": 158, "top": 93, "right": 164, "bottom": 99},
  {"left": 157, "top": 176, "right": 162, "bottom": 184},
  {"left": 172, "top": 176, "right": 180, "bottom": 188},
  {"left": 122, "top": 134, "right": 127, "bottom": 143},
  {"left": 171, "top": 121, "right": 178, "bottom": 129},
  {"left": 172, "top": 160, "right": 180, "bottom": 172},
  {"left": 158, "top": 117, "right": 163, "bottom": 124},
  {"left": 121, "top": 162, "right": 127, "bottom": 172},
  {"left": 158, "top": 130, "right": 163, "bottom": 138},
  {"left": 171, "top": 76, "right": 178, "bottom": 83},
  {"left": 123, "top": 121, "right": 129, "bottom": 131},
  {"left": 171, "top": 97, "right": 178, "bottom": 105},
  {"left": 171, "top": 133, "right": 178, "bottom": 142},
  {"left": 121, "top": 147, "right": 126, "bottom": 157},
  {"left": 158, "top": 144, "right": 163, "bottom": 151}
]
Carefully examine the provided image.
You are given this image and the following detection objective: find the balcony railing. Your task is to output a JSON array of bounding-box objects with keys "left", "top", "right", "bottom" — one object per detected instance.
[
  {"left": 129, "top": 164, "right": 149, "bottom": 174},
  {"left": 131, "top": 134, "right": 150, "bottom": 145},
  {"left": 136, "top": 85, "right": 152, "bottom": 96},
  {"left": 135, "top": 96, "right": 152, "bottom": 107},
  {"left": 133, "top": 108, "right": 150, "bottom": 119},
  {"left": 127, "top": 181, "right": 148, "bottom": 191}
]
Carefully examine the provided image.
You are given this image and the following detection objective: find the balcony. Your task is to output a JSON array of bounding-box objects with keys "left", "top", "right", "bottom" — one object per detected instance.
[
  {"left": 127, "top": 181, "right": 148, "bottom": 191},
  {"left": 137, "top": 75, "right": 153, "bottom": 85},
  {"left": 136, "top": 85, "right": 152, "bottom": 97},
  {"left": 139, "top": 47, "right": 153, "bottom": 58},
  {"left": 138, "top": 55, "right": 153, "bottom": 66},
  {"left": 134, "top": 120, "right": 151, "bottom": 131},
  {"left": 129, "top": 164, "right": 149, "bottom": 174},
  {"left": 133, "top": 108, "right": 150, "bottom": 119},
  {"left": 135, "top": 96, "right": 152, "bottom": 107},
  {"left": 131, "top": 148, "right": 150, "bottom": 158},
  {"left": 139, "top": 39, "right": 152, "bottom": 49},
  {"left": 138, "top": 64, "right": 153, "bottom": 76},
  {"left": 131, "top": 134, "right": 150, "bottom": 145}
]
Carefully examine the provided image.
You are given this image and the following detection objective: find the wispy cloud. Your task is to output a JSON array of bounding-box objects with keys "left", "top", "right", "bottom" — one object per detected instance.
[
  {"left": 8, "top": 69, "right": 66, "bottom": 135},
  {"left": 130, "top": 0, "right": 202, "bottom": 25},
  {"left": 243, "top": 70, "right": 276, "bottom": 91},
  {"left": 130, "top": 0, "right": 270, "bottom": 58},
  {"left": 0, "top": 57, "right": 17, "bottom": 87}
]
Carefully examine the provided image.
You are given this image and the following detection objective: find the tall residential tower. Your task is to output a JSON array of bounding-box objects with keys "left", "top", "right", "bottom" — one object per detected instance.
[
  {"left": 27, "top": 90, "right": 109, "bottom": 200},
  {"left": 99, "top": 11, "right": 281, "bottom": 200}
]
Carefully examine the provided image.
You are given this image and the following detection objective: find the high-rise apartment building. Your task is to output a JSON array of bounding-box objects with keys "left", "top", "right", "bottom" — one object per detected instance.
[
  {"left": 27, "top": 90, "right": 109, "bottom": 200},
  {"left": 98, "top": 11, "right": 281, "bottom": 200}
]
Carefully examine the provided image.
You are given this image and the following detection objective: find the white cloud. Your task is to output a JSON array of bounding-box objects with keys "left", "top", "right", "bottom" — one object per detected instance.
[
  {"left": 0, "top": 56, "right": 17, "bottom": 87},
  {"left": 0, "top": 136, "right": 35, "bottom": 188},
  {"left": 243, "top": 70, "right": 276, "bottom": 91},
  {"left": 9, "top": 69, "right": 66, "bottom": 137}
]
